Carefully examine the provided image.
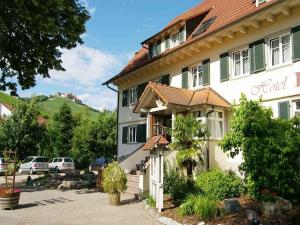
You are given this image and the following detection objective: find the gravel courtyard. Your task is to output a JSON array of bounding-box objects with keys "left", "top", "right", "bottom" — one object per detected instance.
[{"left": 0, "top": 175, "right": 159, "bottom": 225}]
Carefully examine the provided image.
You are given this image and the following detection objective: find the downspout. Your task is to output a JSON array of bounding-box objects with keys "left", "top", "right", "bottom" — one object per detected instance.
[
  {"left": 106, "top": 84, "right": 119, "bottom": 160},
  {"left": 206, "top": 105, "right": 215, "bottom": 170}
]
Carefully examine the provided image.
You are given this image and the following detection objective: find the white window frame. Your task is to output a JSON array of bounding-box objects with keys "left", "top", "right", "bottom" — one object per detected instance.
[
  {"left": 129, "top": 86, "right": 137, "bottom": 105},
  {"left": 192, "top": 64, "right": 204, "bottom": 88},
  {"left": 232, "top": 48, "right": 250, "bottom": 77},
  {"left": 268, "top": 33, "right": 292, "bottom": 69},
  {"left": 294, "top": 100, "right": 300, "bottom": 117},
  {"left": 207, "top": 111, "right": 225, "bottom": 140},
  {"left": 128, "top": 126, "right": 137, "bottom": 143},
  {"left": 256, "top": 0, "right": 267, "bottom": 7},
  {"left": 171, "top": 32, "right": 180, "bottom": 48}
]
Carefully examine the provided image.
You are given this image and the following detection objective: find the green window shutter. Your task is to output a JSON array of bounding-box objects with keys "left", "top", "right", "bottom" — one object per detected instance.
[
  {"left": 202, "top": 59, "right": 210, "bottom": 86},
  {"left": 179, "top": 27, "right": 185, "bottom": 43},
  {"left": 181, "top": 67, "right": 189, "bottom": 89},
  {"left": 165, "top": 36, "right": 170, "bottom": 49},
  {"left": 160, "top": 74, "right": 170, "bottom": 85},
  {"left": 249, "top": 39, "right": 266, "bottom": 74},
  {"left": 137, "top": 124, "right": 147, "bottom": 143},
  {"left": 122, "top": 89, "right": 128, "bottom": 107},
  {"left": 292, "top": 25, "right": 300, "bottom": 62},
  {"left": 122, "top": 127, "right": 128, "bottom": 144},
  {"left": 157, "top": 40, "right": 161, "bottom": 54},
  {"left": 278, "top": 101, "right": 290, "bottom": 119},
  {"left": 137, "top": 82, "right": 148, "bottom": 100},
  {"left": 220, "top": 52, "right": 229, "bottom": 82}
]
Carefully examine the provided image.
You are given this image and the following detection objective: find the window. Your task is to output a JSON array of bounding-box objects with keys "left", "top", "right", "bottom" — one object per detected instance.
[
  {"left": 233, "top": 49, "right": 249, "bottom": 76},
  {"left": 192, "top": 65, "right": 203, "bottom": 87},
  {"left": 172, "top": 32, "right": 180, "bottom": 47},
  {"left": 193, "top": 110, "right": 205, "bottom": 123},
  {"left": 193, "top": 17, "right": 216, "bottom": 37},
  {"left": 129, "top": 87, "right": 137, "bottom": 104},
  {"left": 269, "top": 34, "right": 291, "bottom": 67},
  {"left": 208, "top": 111, "right": 224, "bottom": 139},
  {"left": 295, "top": 101, "right": 300, "bottom": 117},
  {"left": 128, "top": 126, "right": 137, "bottom": 143},
  {"left": 256, "top": 0, "right": 266, "bottom": 7}
]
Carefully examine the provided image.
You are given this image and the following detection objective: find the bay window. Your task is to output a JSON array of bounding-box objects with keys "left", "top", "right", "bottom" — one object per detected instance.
[
  {"left": 269, "top": 34, "right": 291, "bottom": 67},
  {"left": 208, "top": 111, "right": 224, "bottom": 139},
  {"left": 295, "top": 101, "right": 300, "bottom": 117},
  {"left": 233, "top": 49, "right": 249, "bottom": 76}
]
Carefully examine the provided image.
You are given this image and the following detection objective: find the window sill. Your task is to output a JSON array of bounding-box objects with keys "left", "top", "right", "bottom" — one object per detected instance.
[
  {"left": 190, "top": 86, "right": 206, "bottom": 91},
  {"left": 229, "top": 73, "right": 251, "bottom": 81},
  {"left": 267, "top": 61, "right": 293, "bottom": 72}
]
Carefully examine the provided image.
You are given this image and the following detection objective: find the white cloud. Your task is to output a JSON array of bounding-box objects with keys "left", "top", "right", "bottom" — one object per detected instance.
[
  {"left": 49, "top": 45, "right": 122, "bottom": 87},
  {"left": 80, "top": 0, "right": 97, "bottom": 15},
  {"left": 78, "top": 91, "right": 117, "bottom": 111}
]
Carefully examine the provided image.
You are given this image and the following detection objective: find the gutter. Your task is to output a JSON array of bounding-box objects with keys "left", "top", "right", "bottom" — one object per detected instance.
[{"left": 105, "top": 84, "right": 119, "bottom": 159}]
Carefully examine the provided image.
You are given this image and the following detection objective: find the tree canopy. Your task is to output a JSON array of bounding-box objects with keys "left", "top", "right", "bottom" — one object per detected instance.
[{"left": 0, "top": 0, "right": 90, "bottom": 95}]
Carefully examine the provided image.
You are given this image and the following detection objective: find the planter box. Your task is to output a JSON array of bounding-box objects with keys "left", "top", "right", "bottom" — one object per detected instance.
[
  {"left": 108, "top": 193, "right": 120, "bottom": 206},
  {"left": 0, "top": 191, "right": 20, "bottom": 210}
]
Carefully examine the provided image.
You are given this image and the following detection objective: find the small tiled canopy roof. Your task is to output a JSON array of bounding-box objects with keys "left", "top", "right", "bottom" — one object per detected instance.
[
  {"left": 134, "top": 82, "right": 230, "bottom": 113},
  {"left": 141, "top": 135, "right": 169, "bottom": 151}
]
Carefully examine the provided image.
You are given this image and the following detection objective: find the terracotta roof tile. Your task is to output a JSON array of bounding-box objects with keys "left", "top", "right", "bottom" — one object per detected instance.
[
  {"left": 135, "top": 82, "right": 230, "bottom": 112},
  {"left": 105, "top": 0, "right": 280, "bottom": 84},
  {"left": 141, "top": 135, "right": 169, "bottom": 151}
]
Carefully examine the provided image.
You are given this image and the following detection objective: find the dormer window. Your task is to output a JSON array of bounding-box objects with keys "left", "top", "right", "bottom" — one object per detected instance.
[
  {"left": 256, "top": 0, "right": 267, "bottom": 7},
  {"left": 171, "top": 27, "right": 185, "bottom": 48}
]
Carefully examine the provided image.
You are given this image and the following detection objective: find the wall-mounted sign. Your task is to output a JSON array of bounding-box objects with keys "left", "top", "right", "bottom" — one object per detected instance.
[{"left": 250, "top": 76, "right": 287, "bottom": 96}]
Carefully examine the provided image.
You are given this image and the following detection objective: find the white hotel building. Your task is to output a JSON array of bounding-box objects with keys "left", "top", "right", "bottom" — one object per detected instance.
[{"left": 104, "top": 0, "right": 300, "bottom": 181}]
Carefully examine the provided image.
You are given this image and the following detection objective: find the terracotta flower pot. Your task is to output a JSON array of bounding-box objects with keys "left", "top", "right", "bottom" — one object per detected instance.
[
  {"left": 108, "top": 193, "right": 120, "bottom": 206},
  {"left": 0, "top": 191, "right": 21, "bottom": 210}
]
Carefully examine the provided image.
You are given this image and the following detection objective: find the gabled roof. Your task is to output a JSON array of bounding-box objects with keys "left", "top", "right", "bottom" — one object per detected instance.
[
  {"left": 104, "top": 0, "right": 281, "bottom": 85},
  {"left": 141, "top": 135, "right": 169, "bottom": 151},
  {"left": 134, "top": 82, "right": 230, "bottom": 113}
]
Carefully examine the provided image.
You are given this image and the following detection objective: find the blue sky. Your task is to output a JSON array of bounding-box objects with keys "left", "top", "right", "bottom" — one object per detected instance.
[{"left": 20, "top": 0, "right": 201, "bottom": 110}]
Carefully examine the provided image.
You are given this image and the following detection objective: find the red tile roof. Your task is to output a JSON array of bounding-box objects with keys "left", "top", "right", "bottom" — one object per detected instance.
[
  {"left": 141, "top": 135, "right": 169, "bottom": 151},
  {"left": 134, "top": 82, "right": 230, "bottom": 112},
  {"left": 104, "top": 0, "right": 280, "bottom": 84}
]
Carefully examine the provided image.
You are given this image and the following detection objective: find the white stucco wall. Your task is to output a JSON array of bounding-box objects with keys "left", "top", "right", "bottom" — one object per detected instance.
[
  {"left": 0, "top": 104, "right": 12, "bottom": 117},
  {"left": 116, "top": 5, "right": 300, "bottom": 170}
]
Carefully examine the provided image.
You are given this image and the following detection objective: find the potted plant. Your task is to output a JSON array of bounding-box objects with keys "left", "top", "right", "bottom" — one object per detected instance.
[
  {"left": 102, "top": 161, "right": 127, "bottom": 205},
  {"left": 0, "top": 150, "right": 21, "bottom": 210}
]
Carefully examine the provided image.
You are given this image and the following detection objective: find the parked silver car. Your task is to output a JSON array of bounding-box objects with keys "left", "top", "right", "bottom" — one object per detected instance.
[
  {"left": 18, "top": 156, "right": 49, "bottom": 174},
  {"left": 0, "top": 158, "right": 6, "bottom": 174},
  {"left": 48, "top": 157, "right": 75, "bottom": 173}
]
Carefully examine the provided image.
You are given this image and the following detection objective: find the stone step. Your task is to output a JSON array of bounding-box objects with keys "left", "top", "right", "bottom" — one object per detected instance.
[
  {"left": 127, "top": 180, "right": 139, "bottom": 188},
  {"left": 126, "top": 174, "right": 139, "bottom": 182}
]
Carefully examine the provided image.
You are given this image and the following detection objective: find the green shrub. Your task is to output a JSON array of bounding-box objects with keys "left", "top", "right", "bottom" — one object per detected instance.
[
  {"left": 146, "top": 195, "right": 156, "bottom": 208},
  {"left": 164, "top": 166, "right": 194, "bottom": 203},
  {"left": 103, "top": 162, "right": 127, "bottom": 194},
  {"left": 178, "top": 194, "right": 218, "bottom": 220},
  {"left": 195, "top": 169, "right": 243, "bottom": 200}
]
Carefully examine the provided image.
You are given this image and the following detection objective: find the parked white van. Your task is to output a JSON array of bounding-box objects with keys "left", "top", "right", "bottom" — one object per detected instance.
[{"left": 48, "top": 157, "right": 75, "bottom": 173}]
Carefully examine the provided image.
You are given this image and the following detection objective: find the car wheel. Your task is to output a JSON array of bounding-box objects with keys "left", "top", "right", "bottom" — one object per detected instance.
[
  {"left": 29, "top": 168, "right": 34, "bottom": 175},
  {"left": 18, "top": 168, "right": 23, "bottom": 174}
]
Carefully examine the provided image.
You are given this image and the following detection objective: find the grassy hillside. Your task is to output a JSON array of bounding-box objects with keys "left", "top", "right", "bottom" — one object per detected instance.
[
  {"left": 0, "top": 92, "right": 21, "bottom": 106},
  {"left": 38, "top": 97, "right": 100, "bottom": 120}
]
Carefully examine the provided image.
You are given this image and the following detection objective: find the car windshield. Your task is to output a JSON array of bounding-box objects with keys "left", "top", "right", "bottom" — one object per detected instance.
[
  {"left": 33, "top": 157, "right": 48, "bottom": 162},
  {"left": 64, "top": 158, "right": 73, "bottom": 162}
]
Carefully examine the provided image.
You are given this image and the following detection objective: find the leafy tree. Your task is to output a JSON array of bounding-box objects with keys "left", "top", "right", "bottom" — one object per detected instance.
[
  {"left": 48, "top": 102, "right": 75, "bottom": 157},
  {"left": 0, "top": 0, "right": 90, "bottom": 95},
  {"left": 0, "top": 100, "right": 45, "bottom": 159},
  {"left": 219, "top": 95, "right": 300, "bottom": 199},
  {"left": 170, "top": 114, "right": 207, "bottom": 181},
  {"left": 71, "top": 111, "right": 117, "bottom": 169}
]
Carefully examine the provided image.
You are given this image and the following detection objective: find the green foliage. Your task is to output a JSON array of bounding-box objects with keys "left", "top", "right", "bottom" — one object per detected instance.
[
  {"left": 47, "top": 103, "right": 75, "bottom": 157},
  {"left": 178, "top": 194, "right": 218, "bottom": 220},
  {"left": 195, "top": 169, "right": 244, "bottom": 200},
  {"left": 0, "top": 92, "right": 21, "bottom": 106},
  {"left": 170, "top": 114, "right": 207, "bottom": 179},
  {"left": 103, "top": 162, "right": 127, "bottom": 195},
  {"left": 38, "top": 97, "right": 100, "bottom": 121},
  {"left": 71, "top": 111, "right": 117, "bottom": 169},
  {"left": 0, "top": 100, "right": 45, "bottom": 159},
  {"left": 0, "top": 0, "right": 90, "bottom": 94},
  {"left": 164, "top": 164, "right": 192, "bottom": 203},
  {"left": 146, "top": 195, "right": 156, "bottom": 208},
  {"left": 219, "top": 95, "right": 300, "bottom": 199}
]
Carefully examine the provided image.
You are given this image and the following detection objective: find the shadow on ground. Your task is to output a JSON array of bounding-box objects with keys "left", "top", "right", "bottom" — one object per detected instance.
[{"left": 16, "top": 197, "right": 74, "bottom": 210}]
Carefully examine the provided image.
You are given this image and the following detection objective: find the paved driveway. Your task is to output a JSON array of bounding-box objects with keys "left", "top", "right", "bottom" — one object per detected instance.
[{"left": 0, "top": 175, "right": 159, "bottom": 225}]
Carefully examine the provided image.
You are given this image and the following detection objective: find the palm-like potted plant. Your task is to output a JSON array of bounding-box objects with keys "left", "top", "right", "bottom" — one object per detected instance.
[
  {"left": 102, "top": 161, "right": 127, "bottom": 205},
  {"left": 0, "top": 149, "right": 21, "bottom": 210}
]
